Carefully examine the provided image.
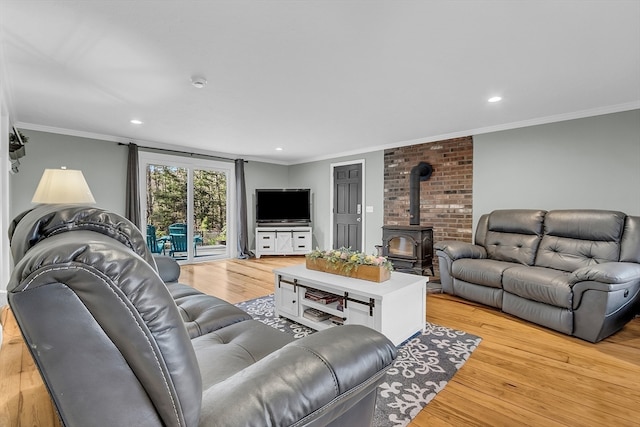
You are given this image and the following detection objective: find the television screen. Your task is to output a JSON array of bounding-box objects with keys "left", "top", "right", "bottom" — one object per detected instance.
[{"left": 256, "top": 189, "right": 311, "bottom": 224}]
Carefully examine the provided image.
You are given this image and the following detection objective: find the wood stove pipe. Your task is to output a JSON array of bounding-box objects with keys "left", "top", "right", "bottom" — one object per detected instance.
[{"left": 409, "top": 162, "right": 433, "bottom": 225}]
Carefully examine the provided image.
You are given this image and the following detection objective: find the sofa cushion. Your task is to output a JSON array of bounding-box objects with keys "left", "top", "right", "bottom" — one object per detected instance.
[
  {"left": 484, "top": 210, "right": 546, "bottom": 265},
  {"left": 193, "top": 320, "right": 294, "bottom": 388},
  {"left": 502, "top": 293, "right": 573, "bottom": 335},
  {"left": 166, "top": 282, "right": 252, "bottom": 338},
  {"left": 544, "top": 210, "right": 626, "bottom": 241},
  {"left": 452, "top": 280, "right": 503, "bottom": 308},
  {"left": 536, "top": 238, "right": 621, "bottom": 273},
  {"left": 452, "top": 259, "right": 515, "bottom": 288},
  {"left": 535, "top": 210, "right": 625, "bottom": 272},
  {"left": 503, "top": 266, "right": 573, "bottom": 308}
]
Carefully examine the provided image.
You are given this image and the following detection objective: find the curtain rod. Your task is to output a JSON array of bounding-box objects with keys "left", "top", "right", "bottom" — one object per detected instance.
[{"left": 118, "top": 142, "right": 247, "bottom": 163}]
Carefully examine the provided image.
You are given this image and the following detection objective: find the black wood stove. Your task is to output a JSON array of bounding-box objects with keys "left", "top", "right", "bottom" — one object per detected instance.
[
  {"left": 381, "top": 161, "right": 434, "bottom": 276},
  {"left": 382, "top": 225, "right": 433, "bottom": 276}
]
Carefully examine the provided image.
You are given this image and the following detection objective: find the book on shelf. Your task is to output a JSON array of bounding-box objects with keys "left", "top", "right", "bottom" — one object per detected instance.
[
  {"left": 330, "top": 315, "right": 345, "bottom": 326},
  {"left": 303, "top": 308, "right": 331, "bottom": 322},
  {"left": 304, "top": 288, "right": 342, "bottom": 304}
]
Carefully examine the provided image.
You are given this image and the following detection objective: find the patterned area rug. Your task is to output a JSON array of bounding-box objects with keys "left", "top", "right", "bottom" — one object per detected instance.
[{"left": 236, "top": 294, "right": 482, "bottom": 427}]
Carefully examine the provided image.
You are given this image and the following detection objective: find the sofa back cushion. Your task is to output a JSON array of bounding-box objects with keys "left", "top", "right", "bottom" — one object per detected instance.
[
  {"left": 474, "top": 214, "right": 489, "bottom": 246},
  {"left": 620, "top": 216, "right": 640, "bottom": 263},
  {"left": 535, "top": 210, "right": 626, "bottom": 272},
  {"left": 484, "top": 210, "right": 546, "bottom": 265}
]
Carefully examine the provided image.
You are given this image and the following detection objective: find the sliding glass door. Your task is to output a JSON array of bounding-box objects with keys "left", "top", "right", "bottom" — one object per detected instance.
[{"left": 139, "top": 151, "right": 234, "bottom": 262}]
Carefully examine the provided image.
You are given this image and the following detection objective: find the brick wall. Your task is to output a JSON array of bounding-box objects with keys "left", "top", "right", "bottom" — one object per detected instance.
[{"left": 383, "top": 136, "right": 473, "bottom": 279}]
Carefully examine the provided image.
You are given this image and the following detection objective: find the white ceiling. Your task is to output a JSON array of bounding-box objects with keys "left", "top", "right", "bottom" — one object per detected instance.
[{"left": 1, "top": 0, "right": 639, "bottom": 164}]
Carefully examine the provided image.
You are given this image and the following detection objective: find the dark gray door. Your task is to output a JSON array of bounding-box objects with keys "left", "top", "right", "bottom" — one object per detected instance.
[{"left": 333, "top": 163, "right": 362, "bottom": 251}]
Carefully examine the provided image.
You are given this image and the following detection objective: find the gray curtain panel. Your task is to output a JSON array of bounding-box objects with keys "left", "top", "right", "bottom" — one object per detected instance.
[
  {"left": 235, "top": 159, "right": 253, "bottom": 259},
  {"left": 125, "top": 143, "right": 141, "bottom": 226}
]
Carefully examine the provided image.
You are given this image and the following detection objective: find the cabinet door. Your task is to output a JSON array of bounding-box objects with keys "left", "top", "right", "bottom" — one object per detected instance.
[
  {"left": 345, "top": 298, "right": 375, "bottom": 329},
  {"left": 275, "top": 279, "right": 298, "bottom": 318},
  {"left": 276, "top": 231, "right": 293, "bottom": 253}
]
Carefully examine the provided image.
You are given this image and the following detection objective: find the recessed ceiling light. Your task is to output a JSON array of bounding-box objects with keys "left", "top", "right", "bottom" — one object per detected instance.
[
  {"left": 191, "top": 76, "right": 207, "bottom": 88},
  {"left": 275, "top": 147, "right": 283, "bottom": 151},
  {"left": 130, "top": 119, "right": 143, "bottom": 125},
  {"left": 488, "top": 96, "right": 502, "bottom": 103}
]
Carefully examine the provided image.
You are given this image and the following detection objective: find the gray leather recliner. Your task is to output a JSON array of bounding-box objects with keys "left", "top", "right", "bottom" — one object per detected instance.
[{"left": 7, "top": 205, "right": 397, "bottom": 426}]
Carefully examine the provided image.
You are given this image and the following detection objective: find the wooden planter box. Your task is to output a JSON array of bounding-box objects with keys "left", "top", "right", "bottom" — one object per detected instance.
[{"left": 305, "top": 258, "right": 390, "bottom": 282}]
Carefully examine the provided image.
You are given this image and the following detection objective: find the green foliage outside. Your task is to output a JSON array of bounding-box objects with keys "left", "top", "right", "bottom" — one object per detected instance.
[{"left": 146, "top": 165, "right": 227, "bottom": 245}]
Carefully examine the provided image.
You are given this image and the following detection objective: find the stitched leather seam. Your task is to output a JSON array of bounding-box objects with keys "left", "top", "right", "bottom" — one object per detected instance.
[
  {"left": 47, "top": 222, "right": 137, "bottom": 252},
  {"left": 193, "top": 320, "right": 203, "bottom": 337},
  {"left": 23, "top": 265, "right": 182, "bottom": 427}
]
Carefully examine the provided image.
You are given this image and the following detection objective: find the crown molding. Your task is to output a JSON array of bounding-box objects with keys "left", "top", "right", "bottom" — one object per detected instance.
[
  {"left": 14, "top": 122, "right": 130, "bottom": 143},
  {"left": 11, "top": 122, "right": 274, "bottom": 163},
  {"left": 386, "top": 101, "right": 640, "bottom": 153}
]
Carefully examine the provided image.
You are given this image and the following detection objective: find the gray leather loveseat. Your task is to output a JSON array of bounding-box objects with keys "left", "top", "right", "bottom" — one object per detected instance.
[
  {"left": 435, "top": 209, "right": 640, "bottom": 342},
  {"left": 7, "top": 205, "right": 397, "bottom": 426}
]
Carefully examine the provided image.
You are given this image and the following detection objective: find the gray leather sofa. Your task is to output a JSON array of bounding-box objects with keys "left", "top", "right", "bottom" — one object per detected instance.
[
  {"left": 7, "top": 205, "right": 397, "bottom": 426},
  {"left": 435, "top": 209, "right": 640, "bottom": 342}
]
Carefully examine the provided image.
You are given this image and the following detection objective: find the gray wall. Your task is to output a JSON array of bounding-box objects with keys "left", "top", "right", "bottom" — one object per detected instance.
[
  {"left": 288, "top": 151, "right": 385, "bottom": 254},
  {"left": 10, "top": 130, "right": 127, "bottom": 218},
  {"left": 244, "top": 160, "right": 289, "bottom": 248},
  {"left": 7, "top": 109, "right": 639, "bottom": 262},
  {"left": 473, "top": 110, "right": 640, "bottom": 226}
]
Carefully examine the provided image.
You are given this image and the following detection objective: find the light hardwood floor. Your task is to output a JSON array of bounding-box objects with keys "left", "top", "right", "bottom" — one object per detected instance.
[
  {"left": 182, "top": 257, "right": 640, "bottom": 427},
  {"left": 1, "top": 256, "right": 639, "bottom": 426}
]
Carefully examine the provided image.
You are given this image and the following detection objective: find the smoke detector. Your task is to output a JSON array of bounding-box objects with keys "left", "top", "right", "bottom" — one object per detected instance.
[{"left": 191, "top": 76, "right": 207, "bottom": 88}]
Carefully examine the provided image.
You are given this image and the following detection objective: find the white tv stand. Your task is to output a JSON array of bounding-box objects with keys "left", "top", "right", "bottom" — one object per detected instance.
[{"left": 255, "top": 226, "right": 312, "bottom": 258}]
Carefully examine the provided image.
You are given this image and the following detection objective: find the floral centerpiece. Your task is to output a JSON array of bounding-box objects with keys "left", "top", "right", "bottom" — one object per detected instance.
[{"left": 305, "top": 247, "right": 393, "bottom": 282}]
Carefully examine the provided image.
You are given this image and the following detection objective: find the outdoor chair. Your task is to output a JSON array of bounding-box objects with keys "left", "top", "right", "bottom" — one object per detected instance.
[
  {"left": 146, "top": 224, "right": 167, "bottom": 255},
  {"left": 168, "top": 223, "right": 202, "bottom": 257}
]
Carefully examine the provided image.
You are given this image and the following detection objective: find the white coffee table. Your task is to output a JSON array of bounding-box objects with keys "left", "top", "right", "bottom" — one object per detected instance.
[{"left": 273, "top": 264, "right": 427, "bottom": 346}]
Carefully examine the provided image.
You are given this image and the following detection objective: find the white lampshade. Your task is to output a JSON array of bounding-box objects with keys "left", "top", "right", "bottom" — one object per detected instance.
[{"left": 31, "top": 168, "right": 96, "bottom": 204}]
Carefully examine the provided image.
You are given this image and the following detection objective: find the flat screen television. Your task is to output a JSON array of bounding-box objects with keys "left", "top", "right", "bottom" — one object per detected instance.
[{"left": 255, "top": 189, "right": 311, "bottom": 225}]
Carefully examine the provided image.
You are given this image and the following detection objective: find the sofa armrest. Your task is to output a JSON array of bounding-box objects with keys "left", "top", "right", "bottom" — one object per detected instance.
[
  {"left": 570, "top": 263, "right": 640, "bottom": 341},
  {"left": 153, "top": 255, "right": 181, "bottom": 282},
  {"left": 571, "top": 262, "right": 640, "bottom": 310},
  {"left": 435, "top": 241, "right": 487, "bottom": 261},
  {"left": 570, "top": 262, "right": 640, "bottom": 286},
  {"left": 199, "top": 325, "right": 397, "bottom": 426}
]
